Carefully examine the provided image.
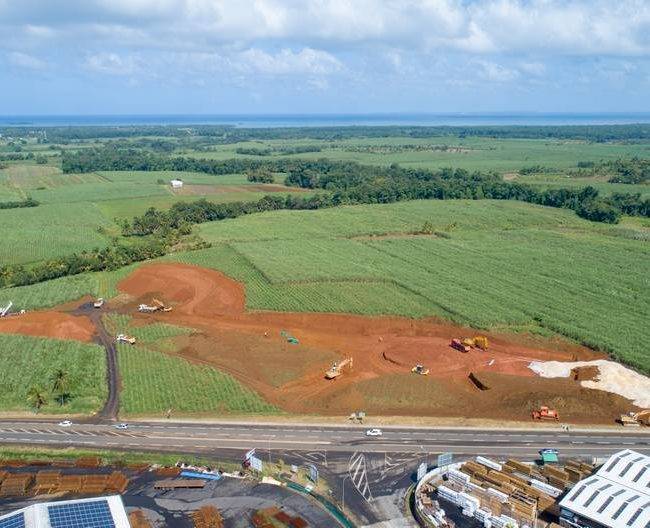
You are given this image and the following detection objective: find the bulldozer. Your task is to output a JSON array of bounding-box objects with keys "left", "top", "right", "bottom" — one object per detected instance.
[
  {"left": 116, "top": 334, "right": 136, "bottom": 345},
  {"left": 325, "top": 358, "right": 353, "bottom": 380},
  {"left": 532, "top": 406, "right": 559, "bottom": 421},
  {"left": 619, "top": 409, "right": 650, "bottom": 427},
  {"left": 138, "top": 298, "right": 172, "bottom": 313},
  {"left": 461, "top": 335, "right": 489, "bottom": 351},
  {"left": 411, "top": 364, "right": 430, "bottom": 375}
]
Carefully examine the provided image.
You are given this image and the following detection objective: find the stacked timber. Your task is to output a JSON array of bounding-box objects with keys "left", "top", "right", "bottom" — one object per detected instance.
[
  {"left": 33, "top": 470, "right": 61, "bottom": 494},
  {"left": 75, "top": 456, "right": 101, "bottom": 469},
  {"left": 0, "top": 473, "right": 33, "bottom": 496}
]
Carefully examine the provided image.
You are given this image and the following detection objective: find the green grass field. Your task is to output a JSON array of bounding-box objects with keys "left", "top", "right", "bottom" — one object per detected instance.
[
  {"left": 0, "top": 334, "right": 107, "bottom": 414},
  {"left": 184, "top": 136, "right": 650, "bottom": 173},
  {"left": 189, "top": 200, "right": 649, "bottom": 372},
  {"left": 118, "top": 343, "right": 278, "bottom": 416}
]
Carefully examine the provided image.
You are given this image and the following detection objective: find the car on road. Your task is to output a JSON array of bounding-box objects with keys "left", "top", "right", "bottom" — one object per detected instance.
[
  {"left": 365, "top": 428, "right": 383, "bottom": 437},
  {"left": 114, "top": 423, "right": 128, "bottom": 430},
  {"left": 58, "top": 420, "right": 72, "bottom": 427}
]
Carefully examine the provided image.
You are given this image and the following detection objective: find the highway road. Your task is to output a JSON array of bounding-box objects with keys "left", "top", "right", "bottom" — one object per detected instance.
[
  {"left": 0, "top": 420, "right": 648, "bottom": 526},
  {"left": 0, "top": 420, "right": 647, "bottom": 458}
]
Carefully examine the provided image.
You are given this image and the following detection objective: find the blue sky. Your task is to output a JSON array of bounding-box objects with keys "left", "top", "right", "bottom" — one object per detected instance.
[{"left": 1, "top": 0, "right": 649, "bottom": 115}]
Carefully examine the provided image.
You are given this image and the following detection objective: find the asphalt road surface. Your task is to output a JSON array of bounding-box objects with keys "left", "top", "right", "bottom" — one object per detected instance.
[
  {"left": 1, "top": 420, "right": 647, "bottom": 526},
  {"left": 0, "top": 421, "right": 646, "bottom": 457}
]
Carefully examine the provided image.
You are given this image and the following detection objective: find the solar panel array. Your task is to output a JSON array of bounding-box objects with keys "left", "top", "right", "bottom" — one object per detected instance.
[
  {"left": 0, "top": 513, "right": 25, "bottom": 528},
  {"left": 48, "top": 500, "right": 116, "bottom": 528}
]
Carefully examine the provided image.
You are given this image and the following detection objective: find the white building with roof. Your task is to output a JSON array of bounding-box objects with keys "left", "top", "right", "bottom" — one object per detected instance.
[
  {"left": 559, "top": 449, "right": 650, "bottom": 528},
  {"left": 0, "top": 495, "right": 130, "bottom": 528},
  {"left": 170, "top": 179, "right": 183, "bottom": 189}
]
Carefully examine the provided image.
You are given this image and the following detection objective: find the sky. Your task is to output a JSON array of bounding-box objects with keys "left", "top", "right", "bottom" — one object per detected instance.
[{"left": 1, "top": 0, "right": 649, "bottom": 115}]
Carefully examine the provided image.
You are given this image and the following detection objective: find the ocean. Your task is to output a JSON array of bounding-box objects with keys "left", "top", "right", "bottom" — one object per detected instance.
[{"left": 1, "top": 113, "right": 649, "bottom": 128}]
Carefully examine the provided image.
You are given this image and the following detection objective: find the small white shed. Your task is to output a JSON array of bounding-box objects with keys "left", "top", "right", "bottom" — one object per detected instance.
[{"left": 170, "top": 179, "right": 184, "bottom": 189}]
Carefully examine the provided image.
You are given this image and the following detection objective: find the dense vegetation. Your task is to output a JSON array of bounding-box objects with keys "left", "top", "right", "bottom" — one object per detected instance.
[
  {"left": 0, "top": 334, "right": 107, "bottom": 414},
  {"left": 7, "top": 123, "right": 650, "bottom": 143},
  {"left": 0, "top": 197, "right": 38, "bottom": 209}
]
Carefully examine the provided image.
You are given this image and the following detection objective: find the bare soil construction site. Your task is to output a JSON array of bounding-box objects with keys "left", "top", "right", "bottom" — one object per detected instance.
[{"left": 0, "top": 263, "right": 641, "bottom": 423}]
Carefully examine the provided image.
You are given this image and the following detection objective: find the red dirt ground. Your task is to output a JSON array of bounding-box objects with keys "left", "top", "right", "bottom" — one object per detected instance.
[
  {"left": 111, "top": 263, "right": 624, "bottom": 422},
  {"left": 0, "top": 262, "right": 628, "bottom": 422},
  {"left": 0, "top": 312, "right": 95, "bottom": 342}
]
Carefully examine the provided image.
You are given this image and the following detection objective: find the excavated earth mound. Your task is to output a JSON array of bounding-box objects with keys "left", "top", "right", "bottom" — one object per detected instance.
[{"left": 0, "top": 312, "right": 95, "bottom": 342}]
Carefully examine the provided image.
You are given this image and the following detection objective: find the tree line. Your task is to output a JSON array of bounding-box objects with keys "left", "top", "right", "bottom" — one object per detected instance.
[
  {"left": 10, "top": 123, "right": 650, "bottom": 143},
  {"left": 0, "top": 197, "right": 39, "bottom": 210},
  {"left": 62, "top": 147, "right": 648, "bottom": 224}
]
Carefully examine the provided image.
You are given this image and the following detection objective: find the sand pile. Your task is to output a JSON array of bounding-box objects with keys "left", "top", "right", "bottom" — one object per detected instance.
[{"left": 529, "top": 360, "right": 650, "bottom": 408}]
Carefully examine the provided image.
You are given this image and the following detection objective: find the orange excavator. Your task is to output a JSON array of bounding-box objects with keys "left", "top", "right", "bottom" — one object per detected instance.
[
  {"left": 325, "top": 358, "right": 353, "bottom": 380},
  {"left": 532, "top": 406, "right": 560, "bottom": 421},
  {"left": 138, "top": 298, "right": 172, "bottom": 313}
]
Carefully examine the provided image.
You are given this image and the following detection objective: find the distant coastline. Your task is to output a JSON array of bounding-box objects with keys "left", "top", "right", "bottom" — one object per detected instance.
[{"left": 1, "top": 113, "right": 650, "bottom": 128}]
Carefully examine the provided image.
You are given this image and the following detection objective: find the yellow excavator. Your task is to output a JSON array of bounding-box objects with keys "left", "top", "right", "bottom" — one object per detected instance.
[
  {"left": 325, "top": 358, "right": 353, "bottom": 380},
  {"left": 461, "top": 336, "right": 489, "bottom": 350},
  {"left": 619, "top": 409, "right": 650, "bottom": 427}
]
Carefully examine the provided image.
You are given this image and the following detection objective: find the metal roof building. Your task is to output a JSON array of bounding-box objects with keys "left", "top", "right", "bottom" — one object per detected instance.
[
  {"left": 559, "top": 449, "right": 650, "bottom": 528},
  {"left": 0, "top": 495, "right": 130, "bottom": 528}
]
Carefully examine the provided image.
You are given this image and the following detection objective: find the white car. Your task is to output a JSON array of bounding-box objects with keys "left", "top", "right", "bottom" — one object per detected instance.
[
  {"left": 58, "top": 420, "right": 73, "bottom": 427},
  {"left": 114, "top": 423, "right": 128, "bottom": 430},
  {"left": 365, "top": 428, "right": 383, "bottom": 437}
]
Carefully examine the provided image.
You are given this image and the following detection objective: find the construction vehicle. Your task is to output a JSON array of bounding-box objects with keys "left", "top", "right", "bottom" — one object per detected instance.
[
  {"left": 411, "top": 364, "right": 430, "bottom": 375},
  {"left": 619, "top": 409, "right": 650, "bottom": 427},
  {"left": 532, "top": 406, "right": 560, "bottom": 421},
  {"left": 93, "top": 298, "right": 105, "bottom": 309},
  {"left": 325, "top": 358, "right": 353, "bottom": 380},
  {"left": 450, "top": 338, "right": 470, "bottom": 353},
  {"left": 116, "top": 334, "right": 136, "bottom": 345},
  {"left": 461, "top": 335, "right": 489, "bottom": 350},
  {"left": 138, "top": 298, "right": 172, "bottom": 313}
]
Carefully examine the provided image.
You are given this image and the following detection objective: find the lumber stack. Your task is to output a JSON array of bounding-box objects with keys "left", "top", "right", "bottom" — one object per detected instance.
[{"left": 0, "top": 473, "right": 33, "bottom": 496}]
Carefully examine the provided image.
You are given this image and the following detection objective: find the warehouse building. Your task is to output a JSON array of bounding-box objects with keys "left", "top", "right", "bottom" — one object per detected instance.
[
  {"left": 559, "top": 449, "right": 650, "bottom": 528},
  {"left": 0, "top": 495, "right": 130, "bottom": 528}
]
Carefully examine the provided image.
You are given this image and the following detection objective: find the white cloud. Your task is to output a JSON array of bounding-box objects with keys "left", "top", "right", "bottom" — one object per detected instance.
[
  {"left": 84, "top": 52, "right": 140, "bottom": 75},
  {"left": 237, "top": 48, "right": 342, "bottom": 75},
  {"left": 476, "top": 60, "right": 519, "bottom": 82},
  {"left": 7, "top": 51, "right": 47, "bottom": 70}
]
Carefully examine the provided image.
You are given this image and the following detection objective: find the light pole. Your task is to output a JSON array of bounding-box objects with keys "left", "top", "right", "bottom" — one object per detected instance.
[{"left": 342, "top": 475, "right": 350, "bottom": 513}]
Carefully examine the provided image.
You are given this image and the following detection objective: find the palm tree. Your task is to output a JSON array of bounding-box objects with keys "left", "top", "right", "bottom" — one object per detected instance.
[
  {"left": 27, "top": 386, "right": 47, "bottom": 412},
  {"left": 51, "top": 369, "right": 70, "bottom": 406}
]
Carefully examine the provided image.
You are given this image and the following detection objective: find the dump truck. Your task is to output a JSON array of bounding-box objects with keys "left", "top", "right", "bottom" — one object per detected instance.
[
  {"left": 619, "top": 409, "right": 650, "bottom": 427},
  {"left": 532, "top": 406, "right": 559, "bottom": 421},
  {"left": 461, "top": 336, "right": 489, "bottom": 350},
  {"left": 116, "top": 334, "right": 136, "bottom": 345},
  {"left": 450, "top": 338, "right": 470, "bottom": 353},
  {"left": 138, "top": 298, "right": 172, "bottom": 313},
  {"left": 325, "top": 358, "right": 353, "bottom": 380},
  {"left": 411, "top": 364, "right": 430, "bottom": 375},
  {"left": 93, "top": 298, "right": 104, "bottom": 309}
]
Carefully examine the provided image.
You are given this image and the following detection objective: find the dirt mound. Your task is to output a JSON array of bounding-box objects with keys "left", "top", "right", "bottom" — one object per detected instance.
[
  {"left": 571, "top": 365, "right": 600, "bottom": 381},
  {"left": 0, "top": 312, "right": 95, "bottom": 342},
  {"left": 117, "top": 263, "right": 245, "bottom": 316}
]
